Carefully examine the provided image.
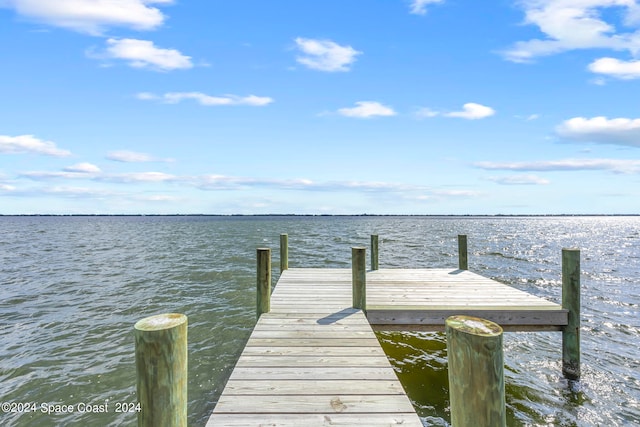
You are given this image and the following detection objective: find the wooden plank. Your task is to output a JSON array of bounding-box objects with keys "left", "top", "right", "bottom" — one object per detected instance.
[
  {"left": 234, "top": 355, "right": 391, "bottom": 367},
  {"left": 206, "top": 413, "right": 423, "bottom": 427},
  {"left": 227, "top": 367, "right": 401, "bottom": 381},
  {"left": 213, "top": 394, "right": 417, "bottom": 414},
  {"left": 220, "top": 379, "right": 407, "bottom": 395}
]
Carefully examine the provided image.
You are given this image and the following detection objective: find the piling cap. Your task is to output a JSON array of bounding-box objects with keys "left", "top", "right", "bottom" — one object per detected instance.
[
  {"left": 135, "top": 313, "right": 187, "bottom": 331},
  {"left": 445, "top": 315, "right": 503, "bottom": 336}
]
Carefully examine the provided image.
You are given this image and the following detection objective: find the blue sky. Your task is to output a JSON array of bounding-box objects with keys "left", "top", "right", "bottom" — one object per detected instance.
[{"left": 1, "top": 0, "right": 640, "bottom": 215}]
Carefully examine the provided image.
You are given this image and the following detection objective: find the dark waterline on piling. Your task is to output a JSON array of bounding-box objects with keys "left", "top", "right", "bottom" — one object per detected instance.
[{"left": 1, "top": 215, "right": 639, "bottom": 426}]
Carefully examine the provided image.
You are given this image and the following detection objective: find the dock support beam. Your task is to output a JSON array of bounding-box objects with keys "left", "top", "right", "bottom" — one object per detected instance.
[
  {"left": 280, "top": 234, "right": 288, "bottom": 273},
  {"left": 352, "top": 247, "right": 366, "bottom": 311},
  {"left": 458, "top": 234, "right": 468, "bottom": 270},
  {"left": 371, "top": 234, "right": 379, "bottom": 271},
  {"left": 446, "top": 315, "right": 506, "bottom": 427},
  {"left": 257, "top": 248, "right": 271, "bottom": 319},
  {"left": 562, "top": 248, "right": 581, "bottom": 381},
  {"left": 135, "top": 313, "right": 188, "bottom": 427}
]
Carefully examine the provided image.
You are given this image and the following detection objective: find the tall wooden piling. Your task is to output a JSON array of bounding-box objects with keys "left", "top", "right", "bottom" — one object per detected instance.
[
  {"left": 446, "top": 315, "right": 505, "bottom": 427},
  {"left": 458, "top": 234, "right": 468, "bottom": 270},
  {"left": 280, "top": 233, "right": 288, "bottom": 273},
  {"left": 562, "top": 248, "right": 581, "bottom": 380},
  {"left": 371, "top": 234, "right": 379, "bottom": 271},
  {"left": 352, "top": 247, "right": 366, "bottom": 311},
  {"left": 135, "top": 313, "right": 188, "bottom": 427},
  {"left": 257, "top": 248, "right": 271, "bottom": 319}
]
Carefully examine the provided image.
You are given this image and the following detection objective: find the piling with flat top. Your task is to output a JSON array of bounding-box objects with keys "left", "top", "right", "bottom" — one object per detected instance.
[
  {"left": 446, "top": 315, "right": 506, "bottom": 427},
  {"left": 257, "top": 248, "right": 271, "bottom": 319},
  {"left": 135, "top": 313, "right": 188, "bottom": 427},
  {"left": 371, "top": 234, "right": 379, "bottom": 270},
  {"left": 562, "top": 248, "right": 581, "bottom": 380},
  {"left": 458, "top": 234, "right": 468, "bottom": 270},
  {"left": 352, "top": 247, "right": 366, "bottom": 311},
  {"left": 280, "top": 234, "right": 288, "bottom": 272}
]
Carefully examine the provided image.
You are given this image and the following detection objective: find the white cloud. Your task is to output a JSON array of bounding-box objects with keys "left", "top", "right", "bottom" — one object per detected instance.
[
  {"left": 106, "top": 172, "right": 177, "bottom": 183},
  {"left": 106, "top": 150, "right": 173, "bottom": 162},
  {"left": 409, "top": 0, "right": 444, "bottom": 15},
  {"left": 1, "top": 0, "right": 173, "bottom": 35},
  {"left": 93, "top": 38, "right": 192, "bottom": 71},
  {"left": 502, "top": 0, "right": 640, "bottom": 63},
  {"left": 556, "top": 116, "right": 640, "bottom": 147},
  {"left": 588, "top": 57, "right": 640, "bottom": 79},
  {"left": 337, "top": 101, "right": 397, "bottom": 118},
  {"left": 415, "top": 107, "right": 440, "bottom": 118},
  {"left": 294, "top": 37, "right": 361, "bottom": 72},
  {"left": 63, "top": 163, "right": 101, "bottom": 173},
  {"left": 475, "top": 158, "right": 640, "bottom": 174},
  {"left": 0, "top": 183, "right": 17, "bottom": 191},
  {"left": 487, "top": 174, "right": 551, "bottom": 185},
  {"left": 417, "top": 103, "right": 495, "bottom": 119},
  {"left": 137, "top": 91, "right": 273, "bottom": 106},
  {"left": 0, "top": 134, "right": 71, "bottom": 157},
  {"left": 444, "top": 103, "right": 495, "bottom": 119}
]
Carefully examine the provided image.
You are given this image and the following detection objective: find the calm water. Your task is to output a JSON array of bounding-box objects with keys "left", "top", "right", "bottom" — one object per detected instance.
[{"left": 0, "top": 215, "right": 639, "bottom": 426}]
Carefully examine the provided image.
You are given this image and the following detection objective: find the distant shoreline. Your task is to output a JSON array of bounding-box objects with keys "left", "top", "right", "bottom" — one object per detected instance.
[{"left": 1, "top": 213, "right": 638, "bottom": 218}]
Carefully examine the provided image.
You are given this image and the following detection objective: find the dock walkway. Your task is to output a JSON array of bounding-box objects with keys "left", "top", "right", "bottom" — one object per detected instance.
[{"left": 207, "top": 266, "right": 567, "bottom": 426}]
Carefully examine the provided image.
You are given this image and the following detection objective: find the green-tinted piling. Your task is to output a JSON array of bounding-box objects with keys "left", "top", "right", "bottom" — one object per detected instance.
[
  {"left": 371, "top": 234, "right": 379, "bottom": 271},
  {"left": 280, "top": 234, "right": 288, "bottom": 273},
  {"left": 257, "top": 248, "right": 271, "bottom": 319},
  {"left": 458, "top": 234, "right": 468, "bottom": 270},
  {"left": 352, "top": 247, "right": 366, "bottom": 311},
  {"left": 135, "top": 313, "right": 188, "bottom": 427},
  {"left": 562, "top": 248, "right": 581, "bottom": 380},
  {"left": 446, "top": 315, "right": 506, "bottom": 427}
]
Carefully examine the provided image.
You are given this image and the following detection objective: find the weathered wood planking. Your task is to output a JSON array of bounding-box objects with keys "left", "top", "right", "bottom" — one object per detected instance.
[
  {"left": 365, "top": 268, "right": 567, "bottom": 331},
  {"left": 207, "top": 268, "right": 422, "bottom": 427},
  {"left": 208, "top": 267, "right": 566, "bottom": 426}
]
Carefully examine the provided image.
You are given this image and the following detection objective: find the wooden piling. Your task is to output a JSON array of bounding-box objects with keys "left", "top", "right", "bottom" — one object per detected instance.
[
  {"left": 352, "top": 247, "right": 366, "bottom": 311},
  {"left": 280, "top": 234, "right": 288, "bottom": 273},
  {"left": 458, "top": 234, "right": 468, "bottom": 270},
  {"left": 446, "top": 315, "right": 505, "bottom": 427},
  {"left": 257, "top": 248, "right": 271, "bottom": 319},
  {"left": 135, "top": 313, "right": 188, "bottom": 427},
  {"left": 562, "top": 248, "right": 581, "bottom": 381},
  {"left": 371, "top": 234, "right": 379, "bottom": 271}
]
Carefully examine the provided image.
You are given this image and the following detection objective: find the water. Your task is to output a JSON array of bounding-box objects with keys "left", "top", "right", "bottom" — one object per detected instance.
[{"left": 0, "top": 215, "right": 639, "bottom": 426}]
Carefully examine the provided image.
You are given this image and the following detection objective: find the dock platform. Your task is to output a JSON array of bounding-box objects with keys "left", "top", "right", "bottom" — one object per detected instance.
[{"left": 207, "top": 266, "right": 567, "bottom": 426}]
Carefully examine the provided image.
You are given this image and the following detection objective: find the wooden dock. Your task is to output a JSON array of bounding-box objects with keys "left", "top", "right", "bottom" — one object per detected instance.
[
  {"left": 207, "top": 269, "right": 567, "bottom": 426},
  {"left": 207, "top": 268, "right": 423, "bottom": 426}
]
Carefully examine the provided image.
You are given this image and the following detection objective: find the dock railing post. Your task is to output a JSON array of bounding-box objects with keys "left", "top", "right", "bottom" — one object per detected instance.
[
  {"left": 135, "top": 313, "right": 188, "bottom": 427},
  {"left": 458, "top": 234, "right": 468, "bottom": 270},
  {"left": 446, "top": 315, "right": 506, "bottom": 427},
  {"left": 280, "top": 233, "right": 288, "bottom": 273},
  {"left": 562, "top": 248, "right": 581, "bottom": 381},
  {"left": 371, "top": 234, "right": 379, "bottom": 271},
  {"left": 257, "top": 248, "right": 271, "bottom": 319},
  {"left": 352, "top": 247, "right": 366, "bottom": 311}
]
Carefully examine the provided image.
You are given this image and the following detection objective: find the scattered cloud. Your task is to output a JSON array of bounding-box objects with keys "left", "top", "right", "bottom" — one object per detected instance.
[
  {"left": 106, "top": 150, "right": 174, "bottom": 162},
  {"left": 502, "top": 1, "right": 640, "bottom": 63},
  {"left": 0, "top": 134, "right": 71, "bottom": 157},
  {"left": 1, "top": 0, "right": 173, "bottom": 35},
  {"left": 90, "top": 38, "right": 192, "bottom": 71},
  {"left": 526, "top": 114, "right": 540, "bottom": 121},
  {"left": 294, "top": 37, "right": 361, "bottom": 72},
  {"left": 556, "top": 116, "right": 640, "bottom": 147},
  {"left": 588, "top": 57, "right": 640, "bottom": 79},
  {"left": 487, "top": 174, "right": 551, "bottom": 185},
  {"left": 63, "top": 163, "right": 102, "bottom": 173},
  {"left": 137, "top": 92, "right": 273, "bottom": 106},
  {"left": 337, "top": 101, "right": 396, "bottom": 118},
  {"left": 418, "top": 103, "right": 495, "bottom": 120},
  {"left": 475, "top": 158, "right": 640, "bottom": 174},
  {"left": 444, "top": 103, "right": 495, "bottom": 119},
  {"left": 409, "top": 0, "right": 444, "bottom": 15}
]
